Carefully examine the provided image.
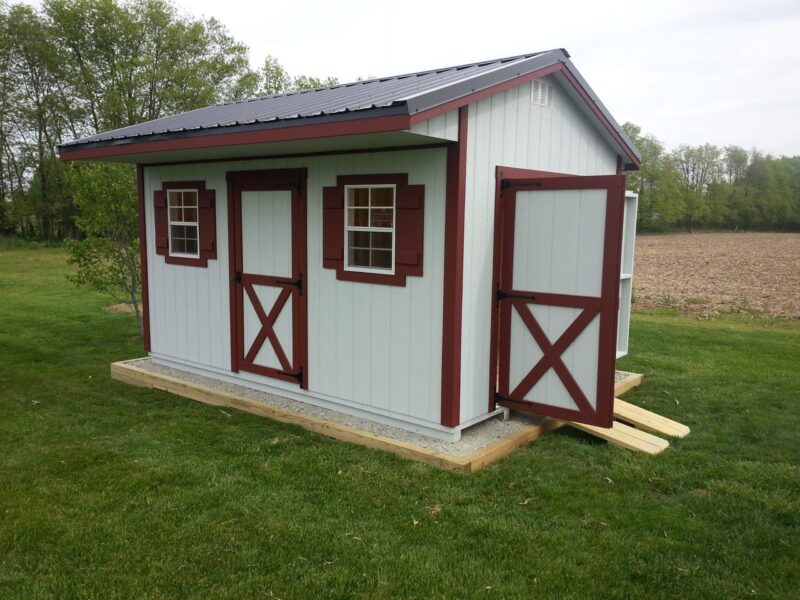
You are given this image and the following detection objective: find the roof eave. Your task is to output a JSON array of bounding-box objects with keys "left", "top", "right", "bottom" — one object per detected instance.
[{"left": 58, "top": 104, "right": 411, "bottom": 162}]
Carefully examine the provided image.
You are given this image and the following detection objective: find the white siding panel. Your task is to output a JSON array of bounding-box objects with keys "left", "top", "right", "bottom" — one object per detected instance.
[
  {"left": 408, "top": 109, "right": 460, "bottom": 141},
  {"left": 145, "top": 148, "right": 446, "bottom": 429},
  {"left": 460, "top": 75, "right": 619, "bottom": 424}
]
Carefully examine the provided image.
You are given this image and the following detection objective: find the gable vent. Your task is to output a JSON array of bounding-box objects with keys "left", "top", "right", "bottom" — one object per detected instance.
[{"left": 531, "top": 80, "right": 553, "bottom": 108}]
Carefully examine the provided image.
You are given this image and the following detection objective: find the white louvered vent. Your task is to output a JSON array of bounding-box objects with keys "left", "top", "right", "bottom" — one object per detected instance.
[{"left": 531, "top": 80, "right": 553, "bottom": 108}]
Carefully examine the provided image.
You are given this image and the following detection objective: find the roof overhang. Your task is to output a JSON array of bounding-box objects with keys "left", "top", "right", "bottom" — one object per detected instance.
[{"left": 58, "top": 54, "right": 640, "bottom": 169}]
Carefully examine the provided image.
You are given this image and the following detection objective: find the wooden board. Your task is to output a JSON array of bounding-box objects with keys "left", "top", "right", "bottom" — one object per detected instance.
[
  {"left": 110, "top": 360, "right": 559, "bottom": 474},
  {"left": 614, "top": 371, "right": 644, "bottom": 396},
  {"left": 613, "top": 398, "right": 690, "bottom": 438},
  {"left": 567, "top": 420, "right": 669, "bottom": 455}
]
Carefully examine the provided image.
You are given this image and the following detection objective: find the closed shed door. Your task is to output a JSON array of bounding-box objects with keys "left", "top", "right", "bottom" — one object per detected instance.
[
  {"left": 228, "top": 170, "right": 307, "bottom": 388},
  {"left": 495, "top": 175, "right": 624, "bottom": 427}
]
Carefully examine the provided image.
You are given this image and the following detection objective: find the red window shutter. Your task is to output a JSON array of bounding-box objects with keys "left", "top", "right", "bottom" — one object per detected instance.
[
  {"left": 154, "top": 190, "right": 168, "bottom": 256},
  {"left": 322, "top": 185, "right": 344, "bottom": 269},
  {"left": 198, "top": 189, "right": 217, "bottom": 260},
  {"left": 395, "top": 184, "right": 425, "bottom": 277}
]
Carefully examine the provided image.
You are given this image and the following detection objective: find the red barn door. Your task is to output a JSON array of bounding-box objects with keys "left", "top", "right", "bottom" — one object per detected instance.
[{"left": 495, "top": 174, "right": 624, "bottom": 427}]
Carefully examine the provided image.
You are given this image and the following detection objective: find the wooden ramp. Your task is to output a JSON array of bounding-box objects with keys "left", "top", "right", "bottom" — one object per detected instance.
[
  {"left": 613, "top": 398, "right": 691, "bottom": 438},
  {"left": 568, "top": 420, "right": 670, "bottom": 455},
  {"left": 563, "top": 396, "right": 689, "bottom": 454}
]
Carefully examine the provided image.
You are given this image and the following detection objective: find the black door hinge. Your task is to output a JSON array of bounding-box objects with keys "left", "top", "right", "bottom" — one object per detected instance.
[
  {"left": 501, "top": 179, "right": 543, "bottom": 191},
  {"left": 286, "top": 275, "right": 303, "bottom": 294},
  {"left": 235, "top": 271, "right": 242, "bottom": 284},
  {"left": 496, "top": 289, "right": 536, "bottom": 303},
  {"left": 278, "top": 367, "right": 303, "bottom": 386}
]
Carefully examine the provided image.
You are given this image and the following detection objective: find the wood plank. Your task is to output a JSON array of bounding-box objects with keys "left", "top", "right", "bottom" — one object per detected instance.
[
  {"left": 613, "top": 398, "right": 690, "bottom": 438},
  {"left": 110, "top": 360, "right": 564, "bottom": 474},
  {"left": 463, "top": 417, "right": 564, "bottom": 473},
  {"left": 614, "top": 371, "right": 643, "bottom": 396},
  {"left": 566, "top": 420, "right": 669, "bottom": 455}
]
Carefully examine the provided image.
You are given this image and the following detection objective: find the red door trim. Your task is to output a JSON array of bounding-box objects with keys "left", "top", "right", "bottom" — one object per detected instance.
[
  {"left": 491, "top": 173, "right": 625, "bottom": 427},
  {"left": 440, "top": 106, "right": 468, "bottom": 427},
  {"left": 227, "top": 168, "right": 308, "bottom": 388},
  {"left": 136, "top": 164, "right": 151, "bottom": 352},
  {"left": 488, "top": 166, "right": 569, "bottom": 411}
]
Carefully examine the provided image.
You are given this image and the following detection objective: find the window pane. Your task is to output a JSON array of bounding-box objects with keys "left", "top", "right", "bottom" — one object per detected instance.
[
  {"left": 172, "top": 237, "right": 186, "bottom": 254},
  {"left": 185, "top": 225, "right": 198, "bottom": 242},
  {"left": 348, "top": 187, "right": 369, "bottom": 207},
  {"left": 349, "top": 230, "right": 370, "bottom": 248},
  {"left": 371, "top": 187, "right": 393, "bottom": 207},
  {"left": 370, "top": 250, "right": 392, "bottom": 269},
  {"left": 371, "top": 208, "right": 393, "bottom": 228},
  {"left": 168, "top": 191, "right": 183, "bottom": 207},
  {"left": 171, "top": 224, "right": 185, "bottom": 239},
  {"left": 371, "top": 232, "right": 392, "bottom": 249},
  {"left": 170, "top": 207, "right": 182, "bottom": 221},
  {"left": 183, "top": 191, "right": 198, "bottom": 206},
  {"left": 349, "top": 248, "right": 370, "bottom": 267},
  {"left": 348, "top": 208, "right": 369, "bottom": 227},
  {"left": 185, "top": 238, "right": 198, "bottom": 255},
  {"left": 183, "top": 207, "right": 198, "bottom": 223}
]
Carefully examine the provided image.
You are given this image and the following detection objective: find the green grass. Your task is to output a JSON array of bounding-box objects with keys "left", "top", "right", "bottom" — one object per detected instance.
[{"left": 1, "top": 248, "right": 798, "bottom": 599}]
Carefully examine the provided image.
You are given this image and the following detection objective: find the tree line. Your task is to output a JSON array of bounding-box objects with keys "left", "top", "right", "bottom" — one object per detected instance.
[
  {"left": 623, "top": 123, "right": 800, "bottom": 232},
  {"left": 0, "top": 0, "right": 337, "bottom": 241},
  {"left": 1, "top": 0, "right": 798, "bottom": 245}
]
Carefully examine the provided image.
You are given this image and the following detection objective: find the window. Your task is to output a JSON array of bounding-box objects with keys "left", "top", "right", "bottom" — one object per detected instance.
[
  {"left": 168, "top": 189, "right": 199, "bottom": 257},
  {"left": 344, "top": 185, "right": 395, "bottom": 273},
  {"left": 153, "top": 181, "right": 217, "bottom": 267},
  {"left": 322, "top": 173, "right": 425, "bottom": 286}
]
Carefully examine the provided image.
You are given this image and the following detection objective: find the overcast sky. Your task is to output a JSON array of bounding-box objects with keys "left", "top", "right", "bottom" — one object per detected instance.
[{"left": 24, "top": 0, "right": 800, "bottom": 156}]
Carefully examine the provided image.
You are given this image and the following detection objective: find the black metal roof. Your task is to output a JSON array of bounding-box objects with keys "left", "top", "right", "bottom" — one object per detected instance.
[{"left": 58, "top": 49, "right": 640, "bottom": 163}]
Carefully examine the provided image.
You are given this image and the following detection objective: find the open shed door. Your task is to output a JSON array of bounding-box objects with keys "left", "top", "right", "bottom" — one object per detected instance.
[{"left": 495, "top": 174, "right": 624, "bottom": 427}]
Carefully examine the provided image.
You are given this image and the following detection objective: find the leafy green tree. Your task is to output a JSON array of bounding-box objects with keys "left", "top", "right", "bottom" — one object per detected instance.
[
  {"left": 622, "top": 123, "right": 685, "bottom": 231},
  {"left": 66, "top": 163, "right": 143, "bottom": 332}
]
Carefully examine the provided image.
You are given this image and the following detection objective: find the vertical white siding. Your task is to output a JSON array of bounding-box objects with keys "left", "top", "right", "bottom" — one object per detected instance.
[
  {"left": 408, "top": 109, "right": 460, "bottom": 141},
  {"left": 459, "top": 75, "right": 619, "bottom": 423},
  {"left": 145, "top": 148, "right": 446, "bottom": 428}
]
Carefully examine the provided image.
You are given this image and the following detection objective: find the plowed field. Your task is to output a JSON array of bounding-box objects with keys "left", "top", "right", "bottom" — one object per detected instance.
[{"left": 633, "top": 232, "right": 800, "bottom": 318}]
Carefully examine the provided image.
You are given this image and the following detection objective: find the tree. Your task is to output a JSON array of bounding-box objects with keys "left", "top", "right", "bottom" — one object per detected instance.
[
  {"left": 257, "top": 54, "right": 339, "bottom": 96},
  {"left": 66, "top": 163, "right": 143, "bottom": 332},
  {"left": 622, "top": 122, "right": 685, "bottom": 231},
  {"left": 259, "top": 54, "right": 291, "bottom": 95},
  {"left": 671, "top": 143, "right": 723, "bottom": 231}
]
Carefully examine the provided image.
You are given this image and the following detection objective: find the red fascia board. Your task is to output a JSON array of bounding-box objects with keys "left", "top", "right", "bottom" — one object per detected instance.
[
  {"left": 408, "top": 62, "right": 640, "bottom": 169},
  {"left": 59, "top": 114, "right": 412, "bottom": 161}
]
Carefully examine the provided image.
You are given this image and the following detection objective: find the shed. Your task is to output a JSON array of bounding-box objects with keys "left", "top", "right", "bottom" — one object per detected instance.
[{"left": 59, "top": 49, "right": 641, "bottom": 442}]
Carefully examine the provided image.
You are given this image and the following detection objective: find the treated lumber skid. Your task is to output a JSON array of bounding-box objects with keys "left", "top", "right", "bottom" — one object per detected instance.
[
  {"left": 110, "top": 360, "right": 559, "bottom": 474},
  {"left": 568, "top": 420, "right": 670, "bottom": 455},
  {"left": 613, "top": 398, "right": 690, "bottom": 438}
]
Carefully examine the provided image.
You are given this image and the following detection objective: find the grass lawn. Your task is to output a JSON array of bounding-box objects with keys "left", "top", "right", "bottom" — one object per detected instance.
[{"left": 1, "top": 247, "right": 798, "bottom": 599}]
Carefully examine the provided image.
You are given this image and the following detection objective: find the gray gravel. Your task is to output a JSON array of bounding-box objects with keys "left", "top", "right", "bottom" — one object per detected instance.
[{"left": 129, "top": 358, "right": 636, "bottom": 458}]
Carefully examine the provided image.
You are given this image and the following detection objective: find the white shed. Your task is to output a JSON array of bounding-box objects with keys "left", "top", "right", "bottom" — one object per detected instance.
[{"left": 59, "top": 49, "right": 641, "bottom": 441}]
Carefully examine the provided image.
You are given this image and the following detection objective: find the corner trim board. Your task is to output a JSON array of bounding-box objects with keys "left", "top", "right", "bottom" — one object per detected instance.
[
  {"left": 440, "top": 106, "right": 468, "bottom": 427},
  {"left": 136, "top": 164, "right": 151, "bottom": 352}
]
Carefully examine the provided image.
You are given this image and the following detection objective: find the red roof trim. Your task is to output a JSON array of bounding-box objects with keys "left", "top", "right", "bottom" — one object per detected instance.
[{"left": 59, "top": 114, "right": 412, "bottom": 161}]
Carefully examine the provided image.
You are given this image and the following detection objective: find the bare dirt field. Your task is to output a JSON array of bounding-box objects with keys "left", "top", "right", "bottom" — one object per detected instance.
[{"left": 633, "top": 232, "right": 800, "bottom": 318}]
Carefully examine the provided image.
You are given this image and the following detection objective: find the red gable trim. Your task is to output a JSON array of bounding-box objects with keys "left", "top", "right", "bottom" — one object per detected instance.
[
  {"left": 409, "top": 62, "right": 640, "bottom": 169},
  {"left": 59, "top": 114, "right": 412, "bottom": 161}
]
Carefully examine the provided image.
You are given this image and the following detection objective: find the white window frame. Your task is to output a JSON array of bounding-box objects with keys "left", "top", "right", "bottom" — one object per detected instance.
[
  {"left": 343, "top": 184, "right": 396, "bottom": 275},
  {"left": 167, "top": 188, "right": 200, "bottom": 259}
]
